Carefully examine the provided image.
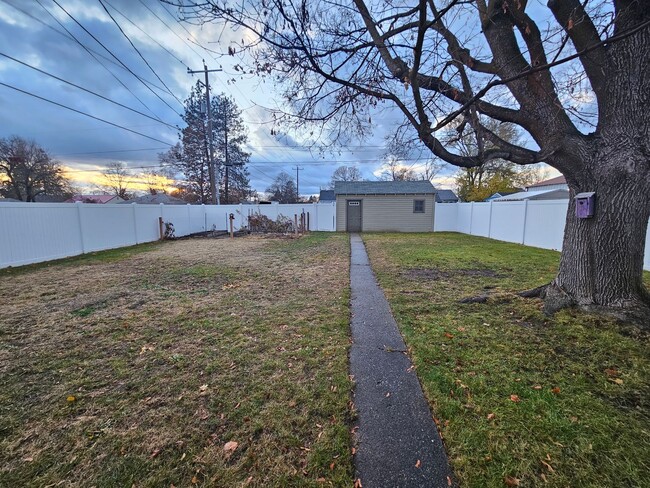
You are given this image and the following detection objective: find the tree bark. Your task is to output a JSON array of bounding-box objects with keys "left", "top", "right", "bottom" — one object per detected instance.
[{"left": 546, "top": 151, "right": 650, "bottom": 323}]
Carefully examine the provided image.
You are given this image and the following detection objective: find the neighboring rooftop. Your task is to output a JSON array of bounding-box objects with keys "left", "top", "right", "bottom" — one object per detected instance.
[
  {"left": 65, "top": 194, "right": 123, "bottom": 204},
  {"left": 527, "top": 175, "right": 566, "bottom": 189},
  {"left": 334, "top": 180, "right": 436, "bottom": 195},
  {"left": 319, "top": 189, "right": 335, "bottom": 201},
  {"left": 492, "top": 188, "right": 569, "bottom": 201},
  {"left": 119, "top": 193, "right": 186, "bottom": 205},
  {"left": 434, "top": 189, "right": 459, "bottom": 203}
]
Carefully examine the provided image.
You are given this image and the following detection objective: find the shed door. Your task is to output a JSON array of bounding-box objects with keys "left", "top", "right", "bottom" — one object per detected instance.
[{"left": 346, "top": 200, "right": 362, "bottom": 232}]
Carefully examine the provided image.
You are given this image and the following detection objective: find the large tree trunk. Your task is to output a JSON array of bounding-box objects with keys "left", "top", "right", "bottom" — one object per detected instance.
[{"left": 545, "top": 149, "right": 650, "bottom": 323}]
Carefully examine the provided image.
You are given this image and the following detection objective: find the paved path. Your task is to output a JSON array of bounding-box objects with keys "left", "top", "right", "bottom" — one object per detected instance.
[{"left": 349, "top": 234, "right": 453, "bottom": 487}]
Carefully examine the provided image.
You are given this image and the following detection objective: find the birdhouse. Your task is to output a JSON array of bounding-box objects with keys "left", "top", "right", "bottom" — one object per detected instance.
[{"left": 575, "top": 192, "right": 595, "bottom": 219}]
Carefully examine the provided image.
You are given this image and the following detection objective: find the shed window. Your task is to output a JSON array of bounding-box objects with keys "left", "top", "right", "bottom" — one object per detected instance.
[{"left": 413, "top": 199, "right": 425, "bottom": 213}]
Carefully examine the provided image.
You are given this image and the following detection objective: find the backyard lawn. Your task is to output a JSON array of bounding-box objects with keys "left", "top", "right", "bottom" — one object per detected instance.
[
  {"left": 0, "top": 234, "right": 354, "bottom": 487},
  {"left": 363, "top": 232, "right": 650, "bottom": 488}
]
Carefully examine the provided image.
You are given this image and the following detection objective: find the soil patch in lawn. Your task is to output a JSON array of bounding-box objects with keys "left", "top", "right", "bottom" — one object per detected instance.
[
  {"left": 0, "top": 234, "right": 353, "bottom": 487},
  {"left": 405, "top": 267, "right": 505, "bottom": 281}
]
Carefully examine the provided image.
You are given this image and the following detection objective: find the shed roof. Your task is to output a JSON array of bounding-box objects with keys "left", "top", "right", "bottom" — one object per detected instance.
[{"left": 334, "top": 180, "right": 435, "bottom": 195}]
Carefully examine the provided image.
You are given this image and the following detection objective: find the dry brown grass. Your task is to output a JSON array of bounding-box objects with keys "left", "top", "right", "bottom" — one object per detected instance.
[{"left": 0, "top": 234, "right": 353, "bottom": 487}]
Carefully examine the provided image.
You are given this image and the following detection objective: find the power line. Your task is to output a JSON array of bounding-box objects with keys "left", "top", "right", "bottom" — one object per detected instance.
[
  {"left": 27, "top": 0, "right": 166, "bottom": 122},
  {"left": 138, "top": 0, "right": 205, "bottom": 63},
  {"left": 57, "top": 147, "right": 169, "bottom": 156},
  {"left": 0, "top": 82, "right": 174, "bottom": 146},
  {"left": 98, "top": 0, "right": 185, "bottom": 107},
  {"left": 0, "top": 52, "right": 179, "bottom": 131},
  {"left": 103, "top": 0, "right": 189, "bottom": 69},
  {"left": 48, "top": 0, "right": 183, "bottom": 118}
]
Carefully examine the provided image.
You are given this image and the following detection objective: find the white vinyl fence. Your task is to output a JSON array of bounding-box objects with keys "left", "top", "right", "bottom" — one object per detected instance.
[
  {"left": 0, "top": 202, "right": 336, "bottom": 269},
  {"left": 434, "top": 200, "right": 650, "bottom": 271}
]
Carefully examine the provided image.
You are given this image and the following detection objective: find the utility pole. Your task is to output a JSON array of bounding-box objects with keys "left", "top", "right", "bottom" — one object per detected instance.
[
  {"left": 224, "top": 109, "right": 229, "bottom": 203},
  {"left": 293, "top": 166, "right": 304, "bottom": 202},
  {"left": 187, "top": 62, "right": 222, "bottom": 204}
]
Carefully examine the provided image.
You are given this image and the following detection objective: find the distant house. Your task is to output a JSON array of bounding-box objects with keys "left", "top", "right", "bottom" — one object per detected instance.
[
  {"left": 65, "top": 194, "right": 124, "bottom": 204},
  {"left": 334, "top": 180, "right": 436, "bottom": 232},
  {"left": 118, "top": 194, "right": 186, "bottom": 205},
  {"left": 434, "top": 189, "right": 459, "bottom": 203},
  {"left": 319, "top": 189, "right": 335, "bottom": 202},
  {"left": 491, "top": 188, "right": 569, "bottom": 201},
  {"left": 484, "top": 190, "right": 521, "bottom": 201},
  {"left": 526, "top": 175, "right": 568, "bottom": 192}
]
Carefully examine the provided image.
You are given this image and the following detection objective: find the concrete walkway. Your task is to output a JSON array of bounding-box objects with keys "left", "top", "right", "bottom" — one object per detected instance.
[{"left": 349, "top": 234, "right": 453, "bottom": 487}]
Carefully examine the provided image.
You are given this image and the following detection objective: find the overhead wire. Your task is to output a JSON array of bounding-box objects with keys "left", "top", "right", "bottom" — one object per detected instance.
[
  {"left": 48, "top": 0, "right": 183, "bottom": 118},
  {"left": 0, "top": 82, "right": 174, "bottom": 146},
  {"left": 0, "top": 52, "right": 179, "bottom": 131},
  {"left": 103, "top": 0, "right": 189, "bottom": 69},
  {"left": 26, "top": 0, "right": 166, "bottom": 123},
  {"left": 98, "top": 0, "right": 185, "bottom": 107}
]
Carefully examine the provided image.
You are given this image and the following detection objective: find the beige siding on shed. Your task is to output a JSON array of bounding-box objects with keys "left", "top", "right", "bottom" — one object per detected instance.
[{"left": 336, "top": 194, "right": 435, "bottom": 232}]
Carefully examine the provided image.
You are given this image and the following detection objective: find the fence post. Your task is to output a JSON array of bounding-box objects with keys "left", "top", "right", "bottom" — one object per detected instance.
[
  {"left": 487, "top": 201, "right": 493, "bottom": 238},
  {"left": 469, "top": 202, "right": 474, "bottom": 235},
  {"left": 132, "top": 203, "right": 139, "bottom": 244},
  {"left": 75, "top": 201, "right": 86, "bottom": 253},
  {"left": 202, "top": 204, "right": 206, "bottom": 232},
  {"left": 521, "top": 200, "right": 529, "bottom": 244}
]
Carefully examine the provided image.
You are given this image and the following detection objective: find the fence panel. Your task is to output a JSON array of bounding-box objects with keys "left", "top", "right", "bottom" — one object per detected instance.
[
  {"left": 78, "top": 204, "right": 136, "bottom": 252},
  {"left": 456, "top": 203, "right": 473, "bottom": 234},
  {"left": 133, "top": 204, "right": 163, "bottom": 243},
  {"left": 0, "top": 203, "right": 83, "bottom": 267},
  {"left": 433, "top": 203, "right": 457, "bottom": 231},
  {"left": 470, "top": 203, "right": 492, "bottom": 237},
  {"left": 490, "top": 201, "right": 527, "bottom": 244},
  {"left": 523, "top": 201, "right": 568, "bottom": 251}
]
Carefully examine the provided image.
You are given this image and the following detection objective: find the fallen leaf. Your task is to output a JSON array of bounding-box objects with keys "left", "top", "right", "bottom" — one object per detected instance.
[
  {"left": 487, "top": 413, "right": 496, "bottom": 421},
  {"left": 415, "top": 459, "right": 421, "bottom": 468},
  {"left": 532, "top": 385, "right": 542, "bottom": 390},
  {"left": 316, "top": 478, "right": 326, "bottom": 483},
  {"left": 457, "top": 327, "right": 466, "bottom": 332},
  {"left": 23, "top": 457, "right": 33, "bottom": 462},
  {"left": 540, "top": 472, "right": 548, "bottom": 482},
  {"left": 613, "top": 378, "right": 624, "bottom": 385},
  {"left": 604, "top": 368, "right": 618, "bottom": 377},
  {"left": 444, "top": 332, "right": 454, "bottom": 339},
  {"left": 510, "top": 394, "right": 521, "bottom": 403},
  {"left": 351, "top": 447, "right": 356, "bottom": 455},
  {"left": 505, "top": 475, "right": 520, "bottom": 486},
  {"left": 541, "top": 460, "right": 555, "bottom": 473},
  {"left": 385, "top": 392, "right": 390, "bottom": 397},
  {"left": 447, "top": 475, "right": 452, "bottom": 486},
  {"left": 223, "top": 441, "right": 238, "bottom": 455},
  {"left": 191, "top": 476, "right": 198, "bottom": 484},
  {"left": 330, "top": 462, "right": 335, "bottom": 470},
  {"left": 199, "top": 384, "right": 208, "bottom": 392},
  {"left": 150, "top": 448, "right": 161, "bottom": 459},
  {"left": 66, "top": 395, "right": 76, "bottom": 403},
  {"left": 140, "top": 344, "right": 155, "bottom": 354},
  {"left": 354, "top": 478, "right": 363, "bottom": 488},
  {"left": 551, "top": 387, "right": 561, "bottom": 394}
]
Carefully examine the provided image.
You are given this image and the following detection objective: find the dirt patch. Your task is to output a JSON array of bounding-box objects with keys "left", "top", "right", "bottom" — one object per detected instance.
[{"left": 405, "top": 267, "right": 505, "bottom": 280}]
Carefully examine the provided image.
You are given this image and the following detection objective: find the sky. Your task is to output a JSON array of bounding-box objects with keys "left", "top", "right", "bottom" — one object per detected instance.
[{"left": 0, "top": 0, "right": 556, "bottom": 198}]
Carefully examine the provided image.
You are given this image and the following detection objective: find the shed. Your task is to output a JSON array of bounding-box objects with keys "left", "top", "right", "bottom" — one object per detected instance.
[{"left": 334, "top": 180, "right": 436, "bottom": 232}]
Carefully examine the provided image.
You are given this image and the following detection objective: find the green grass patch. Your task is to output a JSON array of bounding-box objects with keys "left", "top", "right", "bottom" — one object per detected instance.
[
  {"left": 363, "top": 232, "right": 649, "bottom": 488},
  {"left": 0, "top": 234, "right": 353, "bottom": 487},
  {"left": 0, "top": 242, "right": 162, "bottom": 278}
]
